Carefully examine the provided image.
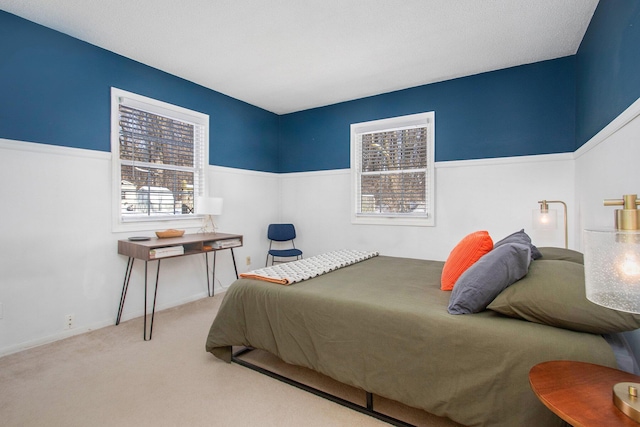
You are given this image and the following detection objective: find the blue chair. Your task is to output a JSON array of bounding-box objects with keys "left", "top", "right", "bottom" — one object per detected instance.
[{"left": 265, "top": 224, "right": 303, "bottom": 266}]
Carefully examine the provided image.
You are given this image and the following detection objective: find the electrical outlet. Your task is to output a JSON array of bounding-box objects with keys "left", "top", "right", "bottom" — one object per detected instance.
[
  {"left": 65, "top": 314, "right": 74, "bottom": 330},
  {"left": 246, "top": 256, "right": 251, "bottom": 265}
]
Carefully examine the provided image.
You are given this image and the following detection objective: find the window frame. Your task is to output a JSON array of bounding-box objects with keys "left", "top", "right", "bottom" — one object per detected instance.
[
  {"left": 111, "top": 87, "right": 209, "bottom": 232},
  {"left": 350, "top": 112, "right": 435, "bottom": 227}
]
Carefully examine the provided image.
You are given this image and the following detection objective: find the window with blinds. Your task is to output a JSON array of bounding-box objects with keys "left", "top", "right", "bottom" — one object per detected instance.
[
  {"left": 351, "top": 112, "right": 434, "bottom": 226},
  {"left": 111, "top": 88, "right": 208, "bottom": 228}
]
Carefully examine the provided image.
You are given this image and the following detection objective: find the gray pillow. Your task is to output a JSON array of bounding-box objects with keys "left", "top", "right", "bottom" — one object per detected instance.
[
  {"left": 537, "top": 247, "right": 583, "bottom": 264},
  {"left": 494, "top": 229, "right": 542, "bottom": 260},
  {"left": 448, "top": 243, "right": 531, "bottom": 315},
  {"left": 487, "top": 260, "right": 640, "bottom": 333}
]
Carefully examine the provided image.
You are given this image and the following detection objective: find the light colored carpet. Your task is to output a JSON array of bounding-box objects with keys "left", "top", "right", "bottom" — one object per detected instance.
[{"left": 0, "top": 295, "right": 462, "bottom": 427}]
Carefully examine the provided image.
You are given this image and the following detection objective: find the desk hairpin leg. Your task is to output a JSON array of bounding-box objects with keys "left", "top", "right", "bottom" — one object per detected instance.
[
  {"left": 230, "top": 248, "right": 239, "bottom": 279},
  {"left": 116, "top": 257, "right": 134, "bottom": 325},
  {"left": 205, "top": 251, "right": 213, "bottom": 297},
  {"left": 143, "top": 260, "right": 161, "bottom": 341},
  {"left": 115, "top": 257, "right": 161, "bottom": 341},
  {"left": 205, "top": 248, "right": 240, "bottom": 297}
]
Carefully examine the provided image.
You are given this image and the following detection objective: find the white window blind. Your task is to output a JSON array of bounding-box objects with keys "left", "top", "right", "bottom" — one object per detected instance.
[
  {"left": 111, "top": 88, "right": 208, "bottom": 228},
  {"left": 351, "top": 112, "right": 434, "bottom": 226}
]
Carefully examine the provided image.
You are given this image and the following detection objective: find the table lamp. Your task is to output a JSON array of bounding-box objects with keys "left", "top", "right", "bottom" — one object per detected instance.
[
  {"left": 195, "top": 196, "right": 223, "bottom": 234},
  {"left": 584, "top": 194, "right": 640, "bottom": 422},
  {"left": 533, "top": 200, "right": 568, "bottom": 249}
]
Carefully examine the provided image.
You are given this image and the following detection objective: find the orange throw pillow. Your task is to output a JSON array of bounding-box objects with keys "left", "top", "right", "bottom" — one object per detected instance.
[{"left": 441, "top": 231, "right": 493, "bottom": 291}]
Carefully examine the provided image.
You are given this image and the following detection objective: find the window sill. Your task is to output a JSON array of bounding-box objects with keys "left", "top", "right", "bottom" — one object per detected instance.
[
  {"left": 112, "top": 216, "right": 204, "bottom": 234},
  {"left": 351, "top": 215, "right": 434, "bottom": 227}
]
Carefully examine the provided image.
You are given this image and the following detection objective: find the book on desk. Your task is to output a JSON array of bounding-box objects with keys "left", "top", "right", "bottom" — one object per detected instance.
[
  {"left": 208, "top": 238, "right": 242, "bottom": 249},
  {"left": 149, "top": 245, "right": 184, "bottom": 259}
]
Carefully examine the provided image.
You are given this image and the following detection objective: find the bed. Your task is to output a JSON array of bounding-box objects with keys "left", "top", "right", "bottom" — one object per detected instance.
[{"left": 206, "top": 238, "right": 640, "bottom": 426}]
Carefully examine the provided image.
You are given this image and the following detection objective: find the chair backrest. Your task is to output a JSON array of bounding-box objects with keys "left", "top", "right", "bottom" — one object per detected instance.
[{"left": 267, "top": 224, "right": 296, "bottom": 242}]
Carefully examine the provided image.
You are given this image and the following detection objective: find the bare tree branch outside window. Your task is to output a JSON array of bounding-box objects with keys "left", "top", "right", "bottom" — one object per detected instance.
[
  {"left": 119, "top": 105, "right": 197, "bottom": 217},
  {"left": 359, "top": 127, "right": 428, "bottom": 215}
]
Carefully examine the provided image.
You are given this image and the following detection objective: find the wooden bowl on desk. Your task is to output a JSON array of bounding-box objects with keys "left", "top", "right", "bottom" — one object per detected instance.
[{"left": 155, "top": 229, "right": 185, "bottom": 238}]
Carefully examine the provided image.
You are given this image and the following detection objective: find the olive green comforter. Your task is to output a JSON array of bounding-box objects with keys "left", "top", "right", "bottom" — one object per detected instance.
[{"left": 206, "top": 256, "right": 616, "bottom": 427}]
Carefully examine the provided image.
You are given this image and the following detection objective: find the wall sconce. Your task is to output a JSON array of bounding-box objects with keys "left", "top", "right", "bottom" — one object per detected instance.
[
  {"left": 584, "top": 194, "right": 640, "bottom": 422},
  {"left": 533, "top": 200, "right": 568, "bottom": 249},
  {"left": 195, "top": 196, "right": 223, "bottom": 234}
]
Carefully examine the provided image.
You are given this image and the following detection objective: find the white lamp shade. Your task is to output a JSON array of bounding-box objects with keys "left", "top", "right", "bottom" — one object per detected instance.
[
  {"left": 533, "top": 208, "right": 557, "bottom": 230},
  {"left": 584, "top": 228, "right": 640, "bottom": 314},
  {"left": 196, "top": 197, "right": 223, "bottom": 215}
]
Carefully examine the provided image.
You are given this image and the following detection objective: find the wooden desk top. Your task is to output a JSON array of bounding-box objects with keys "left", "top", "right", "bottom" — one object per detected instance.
[
  {"left": 118, "top": 232, "right": 242, "bottom": 260},
  {"left": 529, "top": 361, "right": 640, "bottom": 427}
]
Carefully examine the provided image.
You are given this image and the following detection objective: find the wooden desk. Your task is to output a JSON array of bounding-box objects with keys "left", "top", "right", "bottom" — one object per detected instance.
[
  {"left": 529, "top": 361, "right": 640, "bottom": 427},
  {"left": 116, "top": 232, "right": 242, "bottom": 340}
]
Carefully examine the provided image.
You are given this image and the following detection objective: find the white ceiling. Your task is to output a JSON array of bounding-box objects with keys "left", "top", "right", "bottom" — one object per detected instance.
[{"left": 1, "top": 0, "right": 599, "bottom": 114}]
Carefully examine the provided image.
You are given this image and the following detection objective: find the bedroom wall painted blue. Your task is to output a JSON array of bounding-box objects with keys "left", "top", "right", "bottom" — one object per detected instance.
[
  {"left": 0, "top": 11, "right": 280, "bottom": 173},
  {"left": 278, "top": 58, "right": 576, "bottom": 172},
  {"left": 3, "top": 2, "right": 639, "bottom": 174},
  {"left": 576, "top": 0, "right": 640, "bottom": 148}
]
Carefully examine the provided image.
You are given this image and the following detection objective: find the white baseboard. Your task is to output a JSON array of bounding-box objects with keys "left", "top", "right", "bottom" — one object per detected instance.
[{"left": 0, "top": 291, "right": 212, "bottom": 358}]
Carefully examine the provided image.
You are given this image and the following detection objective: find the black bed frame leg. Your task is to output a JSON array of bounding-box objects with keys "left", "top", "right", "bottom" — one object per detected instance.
[
  {"left": 231, "top": 348, "right": 415, "bottom": 427},
  {"left": 366, "top": 392, "right": 373, "bottom": 411}
]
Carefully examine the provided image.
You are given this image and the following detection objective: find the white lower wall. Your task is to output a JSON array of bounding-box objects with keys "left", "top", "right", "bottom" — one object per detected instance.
[
  {"left": 0, "top": 140, "right": 279, "bottom": 355},
  {"left": 2, "top": 98, "right": 639, "bottom": 357}
]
